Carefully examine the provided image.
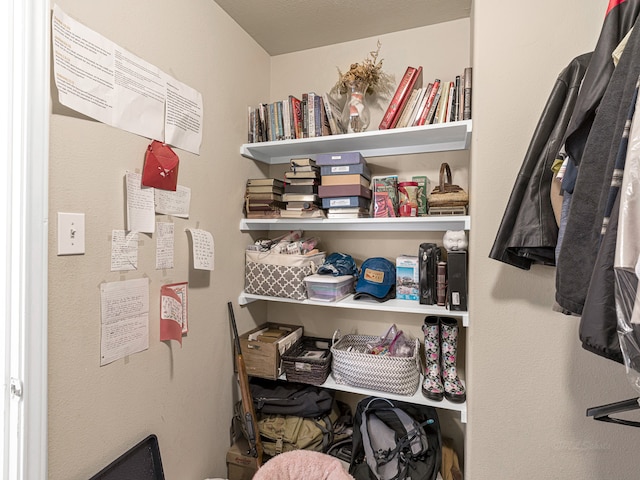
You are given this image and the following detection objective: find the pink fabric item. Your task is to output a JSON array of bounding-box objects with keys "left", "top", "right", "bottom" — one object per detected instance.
[{"left": 252, "top": 450, "right": 354, "bottom": 480}]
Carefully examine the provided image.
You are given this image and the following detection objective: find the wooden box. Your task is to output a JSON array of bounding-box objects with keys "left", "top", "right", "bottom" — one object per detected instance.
[{"left": 240, "top": 322, "right": 303, "bottom": 380}]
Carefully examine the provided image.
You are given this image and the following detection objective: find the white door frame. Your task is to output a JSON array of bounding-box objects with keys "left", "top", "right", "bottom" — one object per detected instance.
[{"left": 2, "top": 1, "right": 49, "bottom": 479}]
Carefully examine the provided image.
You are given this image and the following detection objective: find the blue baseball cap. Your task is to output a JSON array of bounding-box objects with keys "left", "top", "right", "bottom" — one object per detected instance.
[
  {"left": 354, "top": 257, "right": 396, "bottom": 302},
  {"left": 317, "top": 252, "right": 358, "bottom": 277}
]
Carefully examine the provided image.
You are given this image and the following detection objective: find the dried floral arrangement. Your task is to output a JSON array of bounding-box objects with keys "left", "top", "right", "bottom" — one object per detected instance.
[{"left": 333, "top": 41, "right": 394, "bottom": 96}]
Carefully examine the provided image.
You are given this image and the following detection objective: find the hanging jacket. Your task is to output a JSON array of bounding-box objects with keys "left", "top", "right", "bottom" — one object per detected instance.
[
  {"left": 489, "top": 53, "right": 591, "bottom": 269},
  {"left": 556, "top": 21, "right": 640, "bottom": 315}
]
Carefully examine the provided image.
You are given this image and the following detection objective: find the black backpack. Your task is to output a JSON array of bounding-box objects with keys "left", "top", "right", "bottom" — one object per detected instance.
[{"left": 350, "top": 397, "right": 442, "bottom": 480}]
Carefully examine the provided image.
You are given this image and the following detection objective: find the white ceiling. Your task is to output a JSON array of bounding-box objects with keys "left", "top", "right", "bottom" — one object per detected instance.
[{"left": 213, "top": 0, "right": 472, "bottom": 56}]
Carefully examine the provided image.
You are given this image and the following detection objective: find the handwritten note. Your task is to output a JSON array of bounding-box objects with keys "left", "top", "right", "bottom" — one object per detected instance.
[
  {"left": 126, "top": 172, "right": 155, "bottom": 233},
  {"left": 160, "top": 282, "right": 188, "bottom": 344},
  {"left": 111, "top": 230, "right": 138, "bottom": 271},
  {"left": 155, "top": 222, "right": 174, "bottom": 270},
  {"left": 155, "top": 185, "right": 191, "bottom": 218},
  {"left": 100, "top": 278, "right": 149, "bottom": 366},
  {"left": 186, "top": 228, "right": 214, "bottom": 271}
]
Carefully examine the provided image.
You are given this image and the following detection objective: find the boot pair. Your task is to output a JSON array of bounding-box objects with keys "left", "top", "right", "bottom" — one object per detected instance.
[{"left": 422, "top": 316, "right": 466, "bottom": 404}]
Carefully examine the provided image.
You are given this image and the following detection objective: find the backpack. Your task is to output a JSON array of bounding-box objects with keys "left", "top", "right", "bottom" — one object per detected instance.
[
  {"left": 350, "top": 397, "right": 442, "bottom": 480},
  {"left": 249, "top": 378, "right": 334, "bottom": 417}
]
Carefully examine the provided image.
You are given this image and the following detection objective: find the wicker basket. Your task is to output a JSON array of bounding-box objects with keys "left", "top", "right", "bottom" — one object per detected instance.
[
  {"left": 330, "top": 331, "right": 421, "bottom": 396},
  {"left": 282, "top": 336, "right": 332, "bottom": 385}
]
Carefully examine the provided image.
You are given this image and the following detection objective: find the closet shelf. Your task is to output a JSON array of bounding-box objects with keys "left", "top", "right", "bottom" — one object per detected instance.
[
  {"left": 240, "top": 120, "right": 472, "bottom": 164},
  {"left": 280, "top": 372, "right": 467, "bottom": 422},
  {"left": 238, "top": 292, "right": 469, "bottom": 327},
  {"left": 240, "top": 215, "right": 470, "bottom": 232}
]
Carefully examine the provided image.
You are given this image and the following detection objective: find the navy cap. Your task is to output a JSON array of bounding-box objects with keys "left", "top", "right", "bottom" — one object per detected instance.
[
  {"left": 354, "top": 257, "right": 396, "bottom": 302},
  {"left": 317, "top": 252, "right": 358, "bottom": 277}
]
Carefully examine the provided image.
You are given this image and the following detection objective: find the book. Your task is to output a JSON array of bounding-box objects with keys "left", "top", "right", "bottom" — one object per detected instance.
[
  {"left": 316, "top": 151, "right": 366, "bottom": 166},
  {"left": 280, "top": 208, "right": 326, "bottom": 219},
  {"left": 416, "top": 79, "right": 440, "bottom": 126},
  {"left": 379, "top": 66, "right": 423, "bottom": 130},
  {"left": 321, "top": 174, "right": 370, "bottom": 188},
  {"left": 314, "top": 94, "right": 325, "bottom": 137},
  {"left": 302, "top": 93, "right": 309, "bottom": 138},
  {"left": 245, "top": 199, "right": 287, "bottom": 211},
  {"left": 284, "top": 170, "right": 320, "bottom": 180},
  {"left": 321, "top": 196, "right": 370, "bottom": 209},
  {"left": 463, "top": 67, "right": 472, "bottom": 120},
  {"left": 434, "top": 82, "right": 450, "bottom": 124},
  {"left": 410, "top": 83, "right": 432, "bottom": 127},
  {"left": 327, "top": 207, "right": 369, "bottom": 214},
  {"left": 282, "top": 193, "right": 318, "bottom": 202},
  {"left": 406, "top": 86, "right": 429, "bottom": 127},
  {"left": 372, "top": 175, "right": 399, "bottom": 217},
  {"left": 245, "top": 192, "right": 283, "bottom": 201},
  {"left": 318, "top": 183, "right": 371, "bottom": 199},
  {"left": 247, "top": 178, "right": 285, "bottom": 188},
  {"left": 451, "top": 76, "right": 461, "bottom": 122},
  {"left": 282, "top": 98, "right": 292, "bottom": 140},
  {"left": 394, "top": 87, "right": 421, "bottom": 129},
  {"left": 290, "top": 95, "right": 303, "bottom": 139},
  {"left": 322, "top": 92, "right": 339, "bottom": 135},
  {"left": 424, "top": 82, "right": 443, "bottom": 125},
  {"left": 285, "top": 200, "right": 319, "bottom": 210},
  {"left": 320, "top": 163, "right": 371, "bottom": 180},
  {"left": 286, "top": 178, "right": 318, "bottom": 186},
  {"left": 308, "top": 92, "right": 316, "bottom": 138},
  {"left": 284, "top": 183, "right": 318, "bottom": 194},
  {"left": 246, "top": 209, "right": 282, "bottom": 219},
  {"left": 246, "top": 185, "right": 284, "bottom": 194},
  {"left": 389, "top": 66, "right": 423, "bottom": 129},
  {"left": 445, "top": 82, "right": 455, "bottom": 123}
]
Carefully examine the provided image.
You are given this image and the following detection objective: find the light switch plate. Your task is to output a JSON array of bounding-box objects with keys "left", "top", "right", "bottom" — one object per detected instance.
[{"left": 57, "top": 212, "right": 85, "bottom": 255}]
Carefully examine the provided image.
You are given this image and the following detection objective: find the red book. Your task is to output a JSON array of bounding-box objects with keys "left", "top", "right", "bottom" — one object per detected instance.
[
  {"left": 379, "top": 66, "right": 423, "bottom": 130},
  {"left": 417, "top": 78, "right": 441, "bottom": 126}
]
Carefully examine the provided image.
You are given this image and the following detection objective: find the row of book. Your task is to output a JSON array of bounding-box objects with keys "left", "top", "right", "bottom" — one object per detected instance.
[
  {"left": 379, "top": 66, "right": 472, "bottom": 130},
  {"left": 247, "top": 92, "right": 345, "bottom": 144}
]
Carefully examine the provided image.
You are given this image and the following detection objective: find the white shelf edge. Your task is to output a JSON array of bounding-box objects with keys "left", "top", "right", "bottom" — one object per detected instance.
[
  {"left": 279, "top": 372, "right": 467, "bottom": 421},
  {"left": 241, "top": 120, "right": 472, "bottom": 164},
  {"left": 238, "top": 292, "right": 469, "bottom": 327},
  {"left": 240, "top": 215, "right": 470, "bottom": 232}
]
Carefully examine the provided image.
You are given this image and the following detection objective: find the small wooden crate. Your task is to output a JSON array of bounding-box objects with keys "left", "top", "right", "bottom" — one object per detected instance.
[
  {"left": 239, "top": 322, "right": 303, "bottom": 380},
  {"left": 282, "top": 336, "right": 332, "bottom": 385}
]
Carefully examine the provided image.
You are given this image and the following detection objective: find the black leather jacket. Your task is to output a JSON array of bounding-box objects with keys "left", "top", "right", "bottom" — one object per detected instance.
[{"left": 489, "top": 53, "right": 591, "bottom": 269}]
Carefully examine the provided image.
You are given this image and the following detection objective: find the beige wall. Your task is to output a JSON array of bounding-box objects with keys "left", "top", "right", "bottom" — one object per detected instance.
[
  {"left": 48, "top": 1, "right": 270, "bottom": 478},
  {"left": 470, "top": 0, "right": 639, "bottom": 478},
  {"left": 47, "top": 1, "right": 640, "bottom": 479}
]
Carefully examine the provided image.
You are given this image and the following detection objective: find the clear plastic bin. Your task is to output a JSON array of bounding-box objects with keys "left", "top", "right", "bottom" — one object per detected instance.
[{"left": 304, "top": 274, "right": 356, "bottom": 302}]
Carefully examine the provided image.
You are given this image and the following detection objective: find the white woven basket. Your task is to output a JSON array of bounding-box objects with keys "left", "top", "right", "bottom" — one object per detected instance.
[{"left": 330, "top": 330, "right": 421, "bottom": 396}]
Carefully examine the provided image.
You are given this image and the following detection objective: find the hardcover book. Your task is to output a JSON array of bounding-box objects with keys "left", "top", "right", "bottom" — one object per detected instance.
[
  {"left": 463, "top": 67, "right": 472, "bottom": 120},
  {"left": 318, "top": 183, "right": 372, "bottom": 199},
  {"left": 246, "top": 185, "right": 284, "bottom": 194},
  {"left": 290, "top": 157, "right": 316, "bottom": 168},
  {"left": 379, "top": 65, "right": 423, "bottom": 130},
  {"left": 282, "top": 193, "right": 318, "bottom": 203},
  {"left": 245, "top": 192, "right": 283, "bottom": 201},
  {"left": 320, "top": 163, "right": 371, "bottom": 180},
  {"left": 247, "top": 178, "right": 285, "bottom": 188},
  {"left": 284, "top": 183, "right": 318, "bottom": 194},
  {"left": 417, "top": 79, "right": 440, "bottom": 126},
  {"left": 315, "top": 151, "right": 366, "bottom": 166},
  {"left": 284, "top": 170, "right": 320, "bottom": 180}
]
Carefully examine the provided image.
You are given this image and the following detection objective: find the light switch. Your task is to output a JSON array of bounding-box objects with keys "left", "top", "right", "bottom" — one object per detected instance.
[{"left": 57, "top": 212, "right": 85, "bottom": 255}]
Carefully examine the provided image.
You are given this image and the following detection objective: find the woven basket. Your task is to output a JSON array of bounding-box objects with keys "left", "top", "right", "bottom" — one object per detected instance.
[
  {"left": 428, "top": 162, "right": 469, "bottom": 207},
  {"left": 282, "top": 336, "right": 332, "bottom": 385},
  {"left": 330, "top": 331, "right": 421, "bottom": 396}
]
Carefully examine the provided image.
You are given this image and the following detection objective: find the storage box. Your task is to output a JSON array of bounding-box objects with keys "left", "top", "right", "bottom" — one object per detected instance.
[
  {"left": 303, "top": 274, "right": 355, "bottom": 302},
  {"left": 245, "top": 250, "right": 326, "bottom": 300},
  {"left": 396, "top": 255, "right": 419, "bottom": 300},
  {"left": 226, "top": 436, "right": 260, "bottom": 480},
  {"left": 282, "top": 336, "right": 332, "bottom": 385},
  {"left": 240, "top": 322, "right": 303, "bottom": 380}
]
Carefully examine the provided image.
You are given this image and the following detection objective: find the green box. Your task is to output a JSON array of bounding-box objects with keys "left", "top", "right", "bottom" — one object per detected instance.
[{"left": 412, "top": 175, "right": 431, "bottom": 216}]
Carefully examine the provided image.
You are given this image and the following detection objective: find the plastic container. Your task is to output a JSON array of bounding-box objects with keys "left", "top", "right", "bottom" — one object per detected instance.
[{"left": 304, "top": 274, "right": 356, "bottom": 302}]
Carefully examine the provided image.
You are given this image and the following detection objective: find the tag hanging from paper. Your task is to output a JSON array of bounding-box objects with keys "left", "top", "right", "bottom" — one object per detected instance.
[{"left": 142, "top": 140, "right": 179, "bottom": 191}]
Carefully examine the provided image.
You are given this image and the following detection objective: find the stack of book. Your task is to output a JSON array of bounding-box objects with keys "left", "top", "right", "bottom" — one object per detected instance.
[
  {"left": 281, "top": 158, "right": 325, "bottom": 218},
  {"left": 317, "top": 152, "right": 371, "bottom": 219},
  {"left": 245, "top": 178, "right": 285, "bottom": 218},
  {"left": 378, "top": 66, "right": 472, "bottom": 130}
]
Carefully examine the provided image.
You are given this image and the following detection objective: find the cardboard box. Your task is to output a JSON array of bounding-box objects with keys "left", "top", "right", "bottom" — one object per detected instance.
[
  {"left": 226, "top": 436, "right": 260, "bottom": 480},
  {"left": 240, "top": 322, "right": 303, "bottom": 380},
  {"left": 396, "top": 255, "right": 419, "bottom": 300}
]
